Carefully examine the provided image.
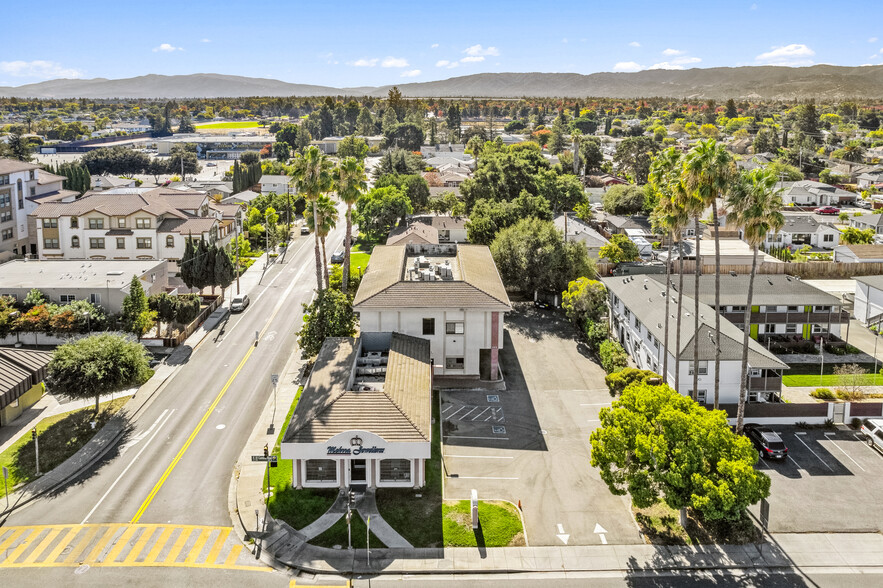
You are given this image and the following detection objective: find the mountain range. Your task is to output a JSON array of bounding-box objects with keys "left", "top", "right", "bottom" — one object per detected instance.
[{"left": 2, "top": 65, "right": 882, "bottom": 100}]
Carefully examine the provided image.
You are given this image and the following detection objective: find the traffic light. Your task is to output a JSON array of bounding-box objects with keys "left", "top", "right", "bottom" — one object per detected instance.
[
  {"left": 348, "top": 491, "right": 355, "bottom": 508},
  {"left": 31, "top": 428, "right": 37, "bottom": 441},
  {"left": 263, "top": 444, "right": 269, "bottom": 458}
]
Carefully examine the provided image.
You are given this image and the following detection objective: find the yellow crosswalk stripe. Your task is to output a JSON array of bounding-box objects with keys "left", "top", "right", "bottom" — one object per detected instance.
[
  {"left": 124, "top": 526, "right": 157, "bottom": 564},
  {"left": 103, "top": 526, "right": 138, "bottom": 564},
  {"left": 66, "top": 525, "right": 100, "bottom": 564},
  {"left": 0, "top": 528, "right": 28, "bottom": 554},
  {"left": 165, "top": 527, "right": 194, "bottom": 563},
  {"left": 204, "top": 528, "right": 230, "bottom": 564},
  {"left": 82, "top": 526, "right": 118, "bottom": 563},
  {"left": 21, "top": 527, "right": 64, "bottom": 564},
  {"left": 43, "top": 527, "right": 77, "bottom": 564},
  {"left": 3, "top": 529, "right": 42, "bottom": 564},
  {"left": 184, "top": 528, "right": 213, "bottom": 564},
  {"left": 142, "top": 526, "right": 175, "bottom": 564},
  {"left": 224, "top": 543, "right": 243, "bottom": 566}
]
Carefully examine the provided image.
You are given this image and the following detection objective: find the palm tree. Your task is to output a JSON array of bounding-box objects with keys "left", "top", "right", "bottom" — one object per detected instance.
[
  {"left": 649, "top": 148, "right": 690, "bottom": 387},
  {"left": 335, "top": 156, "right": 368, "bottom": 293},
  {"left": 305, "top": 195, "right": 339, "bottom": 289},
  {"left": 727, "top": 168, "right": 784, "bottom": 433},
  {"left": 292, "top": 146, "right": 334, "bottom": 291},
  {"left": 683, "top": 139, "right": 734, "bottom": 409}
]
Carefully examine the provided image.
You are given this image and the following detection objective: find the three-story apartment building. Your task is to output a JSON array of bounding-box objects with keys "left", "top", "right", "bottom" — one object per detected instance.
[{"left": 0, "top": 159, "right": 41, "bottom": 256}]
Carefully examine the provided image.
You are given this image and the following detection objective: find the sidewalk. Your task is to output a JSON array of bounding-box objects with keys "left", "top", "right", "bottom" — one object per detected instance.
[{"left": 228, "top": 351, "right": 883, "bottom": 576}]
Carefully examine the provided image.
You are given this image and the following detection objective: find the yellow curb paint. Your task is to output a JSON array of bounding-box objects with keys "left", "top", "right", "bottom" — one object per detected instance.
[
  {"left": 0, "top": 528, "right": 28, "bottom": 555},
  {"left": 124, "top": 527, "right": 157, "bottom": 563}
]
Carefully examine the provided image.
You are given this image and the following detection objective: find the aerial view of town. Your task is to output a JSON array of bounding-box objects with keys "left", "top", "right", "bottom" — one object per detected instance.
[{"left": 2, "top": 1, "right": 883, "bottom": 586}]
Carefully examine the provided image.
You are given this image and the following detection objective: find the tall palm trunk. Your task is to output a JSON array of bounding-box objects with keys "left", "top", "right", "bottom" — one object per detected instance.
[
  {"left": 662, "top": 233, "right": 673, "bottom": 380},
  {"left": 342, "top": 204, "right": 353, "bottom": 293},
  {"left": 736, "top": 244, "right": 759, "bottom": 433},
  {"left": 712, "top": 205, "right": 722, "bottom": 409},
  {"left": 675, "top": 240, "right": 684, "bottom": 393},
  {"left": 312, "top": 199, "right": 324, "bottom": 291},
  {"left": 693, "top": 216, "right": 701, "bottom": 402},
  {"left": 320, "top": 234, "right": 330, "bottom": 288}
]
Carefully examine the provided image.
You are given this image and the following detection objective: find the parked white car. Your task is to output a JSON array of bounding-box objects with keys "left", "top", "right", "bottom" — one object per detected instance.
[{"left": 860, "top": 418, "right": 883, "bottom": 453}]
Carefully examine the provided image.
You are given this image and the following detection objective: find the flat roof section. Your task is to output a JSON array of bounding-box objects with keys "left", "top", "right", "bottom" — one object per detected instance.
[{"left": 0, "top": 259, "right": 165, "bottom": 290}]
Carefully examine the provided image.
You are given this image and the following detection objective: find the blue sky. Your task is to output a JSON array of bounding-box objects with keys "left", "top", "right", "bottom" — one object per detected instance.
[{"left": 2, "top": 0, "right": 882, "bottom": 88}]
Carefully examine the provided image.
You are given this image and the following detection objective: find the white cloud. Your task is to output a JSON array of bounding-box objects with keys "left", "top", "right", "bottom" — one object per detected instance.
[
  {"left": 869, "top": 37, "right": 878, "bottom": 43},
  {"left": 650, "top": 56, "right": 702, "bottom": 69},
  {"left": 880, "top": 47, "right": 883, "bottom": 53},
  {"left": 381, "top": 56, "right": 409, "bottom": 68},
  {"left": 0, "top": 60, "right": 83, "bottom": 79},
  {"left": 755, "top": 43, "right": 815, "bottom": 66},
  {"left": 431, "top": 43, "right": 439, "bottom": 49},
  {"left": 460, "top": 56, "right": 485, "bottom": 63},
  {"left": 463, "top": 44, "right": 499, "bottom": 57},
  {"left": 200, "top": 38, "right": 211, "bottom": 43},
  {"left": 612, "top": 61, "right": 643, "bottom": 72},
  {"left": 351, "top": 58, "right": 379, "bottom": 67},
  {"left": 628, "top": 41, "right": 641, "bottom": 48},
  {"left": 435, "top": 60, "right": 450, "bottom": 67},
  {"left": 153, "top": 43, "right": 182, "bottom": 53},
  {"left": 662, "top": 48, "right": 685, "bottom": 56},
  {"left": 401, "top": 69, "right": 421, "bottom": 77}
]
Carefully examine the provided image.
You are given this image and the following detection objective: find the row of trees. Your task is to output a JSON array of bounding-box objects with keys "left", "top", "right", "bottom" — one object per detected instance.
[
  {"left": 46, "top": 162, "right": 92, "bottom": 195},
  {"left": 0, "top": 293, "right": 105, "bottom": 337},
  {"left": 180, "top": 238, "right": 236, "bottom": 295}
]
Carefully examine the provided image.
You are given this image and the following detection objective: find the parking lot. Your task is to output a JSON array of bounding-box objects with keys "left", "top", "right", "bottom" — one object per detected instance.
[
  {"left": 441, "top": 308, "right": 643, "bottom": 546},
  {"left": 748, "top": 426, "right": 883, "bottom": 533}
]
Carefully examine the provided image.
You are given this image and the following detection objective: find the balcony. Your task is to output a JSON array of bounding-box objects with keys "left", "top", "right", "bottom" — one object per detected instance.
[
  {"left": 749, "top": 375, "right": 782, "bottom": 392},
  {"left": 721, "top": 309, "right": 850, "bottom": 326}
]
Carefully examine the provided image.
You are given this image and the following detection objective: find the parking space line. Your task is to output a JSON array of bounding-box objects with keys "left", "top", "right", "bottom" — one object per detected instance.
[
  {"left": 792, "top": 434, "right": 834, "bottom": 471},
  {"left": 788, "top": 455, "right": 802, "bottom": 468},
  {"left": 471, "top": 407, "right": 491, "bottom": 421},
  {"left": 459, "top": 407, "right": 478, "bottom": 420},
  {"left": 444, "top": 454, "right": 513, "bottom": 459},
  {"left": 445, "top": 406, "right": 466, "bottom": 419},
  {"left": 854, "top": 433, "right": 883, "bottom": 458},
  {"left": 823, "top": 433, "right": 866, "bottom": 472},
  {"left": 441, "top": 405, "right": 458, "bottom": 415}
]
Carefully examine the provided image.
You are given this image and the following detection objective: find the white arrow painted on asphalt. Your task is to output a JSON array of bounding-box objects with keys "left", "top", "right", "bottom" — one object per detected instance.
[
  {"left": 119, "top": 409, "right": 168, "bottom": 455},
  {"left": 594, "top": 523, "right": 608, "bottom": 545},
  {"left": 556, "top": 523, "right": 570, "bottom": 545}
]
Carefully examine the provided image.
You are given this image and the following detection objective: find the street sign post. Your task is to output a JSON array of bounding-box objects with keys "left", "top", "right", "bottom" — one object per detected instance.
[
  {"left": 2, "top": 466, "right": 8, "bottom": 510},
  {"left": 760, "top": 498, "right": 770, "bottom": 530},
  {"left": 251, "top": 455, "right": 278, "bottom": 463}
]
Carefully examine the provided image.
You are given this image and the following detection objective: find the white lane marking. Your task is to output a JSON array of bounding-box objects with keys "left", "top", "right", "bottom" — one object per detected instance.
[
  {"left": 216, "top": 424, "right": 226, "bottom": 430},
  {"left": 471, "top": 407, "right": 491, "bottom": 421},
  {"left": 119, "top": 409, "right": 168, "bottom": 455},
  {"left": 792, "top": 434, "right": 834, "bottom": 471},
  {"left": 788, "top": 455, "right": 802, "bottom": 468},
  {"left": 822, "top": 435, "right": 865, "bottom": 472},
  {"left": 444, "top": 455, "right": 514, "bottom": 459},
  {"left": 557, "top": 523, "right": 565, "bottom": 533},
  {"left": 81, "top": 409, "right": 176, "bottom": 524},
  {"left": 459, "top": 407, "right": 478, "bottom": 420},
  {"left": 594, "top": 523, "right": 608, "bottom": 545}
]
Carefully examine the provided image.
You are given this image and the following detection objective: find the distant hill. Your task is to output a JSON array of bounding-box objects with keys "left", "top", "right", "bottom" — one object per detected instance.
[{"left": 2, "top": 66, "right": 883, "bottom": 100}]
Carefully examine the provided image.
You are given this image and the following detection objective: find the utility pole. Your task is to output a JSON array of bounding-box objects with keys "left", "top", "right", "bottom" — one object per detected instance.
[
  {"left": 32, "top": 428, "right": 40, "bottom": 476},
  {"left": 286, "top": 183, "right": 292, "bottom": 239},
  {"left": 235, "top": 210, "right": 241, "bottom": 294}
]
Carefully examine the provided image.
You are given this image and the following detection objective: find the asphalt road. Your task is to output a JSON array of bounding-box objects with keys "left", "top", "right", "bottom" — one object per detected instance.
[{"left": 4, "top": 212, "right": 347, "bottom": 528}]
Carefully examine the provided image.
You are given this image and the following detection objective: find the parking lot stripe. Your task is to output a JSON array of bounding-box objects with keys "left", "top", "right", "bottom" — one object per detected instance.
[
  {"left": 854, "top": 433, "right": 883, "bottom": 458},
  {"left": 445, "top": 406, "right": 466, "bottom": 418},
  {"left": 823, "top": 434, "right": 866, "bottom": 472},
  {"left": 459, "top": 407, "right": 478, "bottom": 420},
  {"left": 441, "top": 405, "right": 458, "bottom": 414},
  {"left": 471, "top": 407, "right": 490, "bottom": 421},
  {"left": 444, "top": 454, "right": 513, "bottom": 459},
  {"left": 788, "top": 455, "right": 802, "bottom": 468},
  {"left": 792, "top": 434, "right": 834, "bottom": 471}
]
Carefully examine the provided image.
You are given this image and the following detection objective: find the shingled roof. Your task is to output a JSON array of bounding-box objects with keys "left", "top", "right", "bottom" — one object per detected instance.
[{"left": 0, "top": 348, "right": 51, "bottom": 410}]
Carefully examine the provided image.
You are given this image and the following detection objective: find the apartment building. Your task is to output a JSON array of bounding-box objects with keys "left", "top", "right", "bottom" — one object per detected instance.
[{"left": 0, "top": 159, "right": 41, "bottom": 256}]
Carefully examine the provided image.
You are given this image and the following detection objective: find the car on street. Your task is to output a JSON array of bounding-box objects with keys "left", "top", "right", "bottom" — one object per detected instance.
[
  {"left": 856, "top": 199, "right": 873, "bottom": 209},
  {"left": 814, "top": 206, "right": 840, "bottom": 215},
  {"left": 744, "top": 424, "right": 788, "bottom": 459},
  {"left": 230, "top": 294, "right": 250, "bottom": 313},
  {"left": 331, "top": 249, "right": 345, "bottom": 264},
  {"left": 300, "top": 225, "right": 310, "bottom": 235},
  {"left": 206, "top": 162, "right": 216, "bottom": 167},
  {"left": 861, "top": 418, "right": 883, "bottom": 452}
]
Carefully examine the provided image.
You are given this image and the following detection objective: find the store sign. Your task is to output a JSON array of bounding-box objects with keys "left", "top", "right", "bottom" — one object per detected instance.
[{"left": 326, "top": 435, "right": 385, "bottom": 456}]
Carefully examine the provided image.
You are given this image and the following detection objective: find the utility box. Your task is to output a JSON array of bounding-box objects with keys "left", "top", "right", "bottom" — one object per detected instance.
[{"left": 471, "top": 489, "right": 479, "bottom": 530}]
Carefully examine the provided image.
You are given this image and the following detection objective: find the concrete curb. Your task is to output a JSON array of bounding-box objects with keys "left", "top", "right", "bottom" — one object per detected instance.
[{"left": 0, "top": 308, "right": 228, "bottom": 519}]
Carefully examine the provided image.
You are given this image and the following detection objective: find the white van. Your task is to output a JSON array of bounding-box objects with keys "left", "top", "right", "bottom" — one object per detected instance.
[{"left": 860, "top": 419, "right": 883, "bottom": 453}]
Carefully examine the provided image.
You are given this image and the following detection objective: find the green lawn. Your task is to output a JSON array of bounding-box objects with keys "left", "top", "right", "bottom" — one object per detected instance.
[
  {"left": 349, "top": 252, "right": 370, "bottom": 276},
  {"left": 783, "top": 373, "right": 883, "bottom": 387},
  {"left": 309, "top": 510, "right": 387, "bottom": 549},
  {"left": 442, "top": 500, "right": 525, "bottom": 547},
  {"left": 0, "top": 397, "right": 129, "bottom": 498},
  {"left": 195, "top": 121, "right": 262, "bottom": 129}
]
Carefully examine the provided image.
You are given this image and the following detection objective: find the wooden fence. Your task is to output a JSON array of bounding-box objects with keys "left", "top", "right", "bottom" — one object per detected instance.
[
  {"left": 629, "top": 260, "right": 883, "bottom": 279},
  {"left": 157, "top": 294, "right": 223, "bottom": 347}
]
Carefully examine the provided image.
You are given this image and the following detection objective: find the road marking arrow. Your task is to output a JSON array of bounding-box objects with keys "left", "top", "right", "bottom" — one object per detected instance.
[
  {"left": 594, "top": 523, "right": 608, "bottom": 545},
  {"left": 556, "top": 523, "right": 570, "bottom": 545}
]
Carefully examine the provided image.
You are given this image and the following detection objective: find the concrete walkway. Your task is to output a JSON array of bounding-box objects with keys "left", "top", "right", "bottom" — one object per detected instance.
[
  {"left": 356, "top": 491, "right": 413, "bottom": 549},
  {"left": 299, "top": 493, "right": 348, "bottom": 541}
]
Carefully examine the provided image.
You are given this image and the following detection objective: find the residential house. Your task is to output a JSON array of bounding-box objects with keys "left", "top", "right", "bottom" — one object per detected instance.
[
  {"left": 222, "top": 190, "right": 261, "bottom": 205},
  {"left": 553, "top": 214, "right": 608, "bottom": 258},
  {"left": 386, "top": 216, "right": 468, "bottom": 246},
  {"left": 602, "top": 275, "right": 788, "bottom": 405},
  {"left": 386, "top": 222, "right": 437, "bottom": 246},
  {"left": 0, "top": 159, "right": 41, "bottom": 256},
  {"left": 853, "top": 275, "right": 883, "bottom": 326},
  {"left": 850, "top": 213, "right": 883, "bottom": 235},
  {"left": 598, "top": 214, "right": 656, "bottom": 238},
  {"left": 658, "top": 238, "right": 780, "bottom": 266},
  {"left": 761, "top": 215, "right": 841, "bottom": 250},
  {"left": 655, "top": 273, "right": 849, "bottom": 340},
  {"left": 858, "top": 170, "right": 883, "bottom": 190},
  {"left": 90, "top": 175, "right": 136, "bottom": 191},
  {"left": 833, "top": 244, "right": 883, "bottom": 263},
  {"left": 353, "top": 243, "right": 511, "bottom": 379},
  {"left": 0, "top": 348, "right": 51, "bottom": 428},
  {"left": 0, "top": 258, "right": 169, "bottom": 313},
  {"left": 778, "top": 180, "right": 857, "bottom": 207},
  {"left": 258, "top": 174, "right": 292, "bottom": 195}
]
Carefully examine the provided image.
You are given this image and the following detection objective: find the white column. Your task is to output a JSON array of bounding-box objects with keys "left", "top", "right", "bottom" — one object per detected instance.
[{"left": 294, "top": 459, "right": 302, "bottom": 489}]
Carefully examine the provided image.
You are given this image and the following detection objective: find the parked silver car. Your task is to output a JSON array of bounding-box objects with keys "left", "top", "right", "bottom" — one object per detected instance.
[{"left": 230, "top": 294, "right": 250, "bottom": 313}]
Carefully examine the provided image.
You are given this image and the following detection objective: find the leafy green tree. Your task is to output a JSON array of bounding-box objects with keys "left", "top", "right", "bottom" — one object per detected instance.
[
  {"left": 598, "top": 340, "right": 628, "bottom": 373},
  {"left": 376, "top": 174, "right": 430, "bottom": 212},
  {"left": 82, "top": 146, "right": 150, "bottom": 175},
  {"left": 47, "top": 333, "right": 153, "bottom": 413},
  {"left": 297, "top": 289, "right": 357, "bottom": 358},
  {"left": 356, "top": 107, "right": 375, "bottom": 136},
  {"left": 168, "top": 145, "right": 201, "bottom": 177},
  {"left": 353, "top": 186, "right": 413, "bottom": 240},
  {"left": 765, "top": 160, "right": 803, "bottom": 181},
  {"left": 841, "top": 227, "right": 875, "bottom": 244},
  {"left": 599, "top": 234, "right": 641, "bottom": 263},
  {"left": 214, "top": 246, "right": 235, "bottom": 299},
  {"left": 583, "top": 320, "right": 608, "bottom": 353},
  {"left": 446, "top": 105, "right": 462, "bottom": 142},
  {"left": 337, "top": 135, "right": 369, "bottom": 160},
  {"left": 490, "top": 217, "right": 594, "bottom": 293},
  {"left": 460, "top": 142, "right": 550, "bottom": 210},
  {"left": 605, "top": 368, "right": 660, "bottom": 396},
  {"left": 752, "top": 128, "right": 780, "bottom": 154},
  {"left": 535, "top": 169, "right": 586, "bottom": 213},
  {"left": 8, "top": 133, "right": 32, "bottom": 161},
  {"left": 122, "top": 275, "right": 156, "bottom": 338},
  {"left": 466, "top": 192, "right": 552, "bottom": 245},
  {"left": 561, "top": 278, "right": 607, "bottom": 327},
  {"left": 548, "top": 114, "right": 568, "bottom": 155},
  {"left": 24, "top": 288, "right": 47, "bottom": 308},
  {"left": 273, "top": 141, "right": 291, "bottom": 162},
  {"left": 589, "top": 383, "right": 770, "bottom": 523},
  {"left": 613, "top": 136, "right": 660, "bottom": 184},
  {"left": 725, "top": 99, "right": 738, "bottom": 119},
  {"left": 275, "top": 123, "right": 300, "bottom": 149},
  {"left": 601, "top": 184, "right": 647, "bottom": 215},
  {"left": 177, "top": 112, "right": 196, "bottom": 133},
  {"left": 384, "top": 123, "right": 424, "bottom": 151}
]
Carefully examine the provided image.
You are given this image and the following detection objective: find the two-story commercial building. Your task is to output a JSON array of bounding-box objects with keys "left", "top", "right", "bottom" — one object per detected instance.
[
  {"left": 603, "top": 276, "right": 788, "bottom": 405},
  {"left": 353, "top": 243, "right": 511, "bottom": 379}
]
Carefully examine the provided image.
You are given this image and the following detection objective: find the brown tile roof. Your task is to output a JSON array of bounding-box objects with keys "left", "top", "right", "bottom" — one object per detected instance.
[
  {"left": 0, "top": 159, "right": 40, "bottom": 175},
  {"left": 37, "top": 170, "right": 66, "bottom": 185},
  {"left": 353, "top": 244, "right": 511, "bottom": 310},
  {"left": 30, "top": 189, "right": 79, "bottom": 203},
  {"left": 209, "top": 202, "right": 243, "bottom": 219},
  {"left": 157, "top": 217, "right": 218, "bottom": 235},
  {"left": 283, "top": 334, "right": 431, "bottom": 444},
  {"left": 30, "top": 190, "right": 187, "bottom": 220},
  {"left": 386, "top": 222, "right": 438, "bottom": 245}
]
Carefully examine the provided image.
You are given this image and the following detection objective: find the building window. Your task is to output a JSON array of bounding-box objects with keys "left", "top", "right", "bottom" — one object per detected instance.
[
  {"left": 136, "top": 218, "right": 151, "bottom": 229},
  {"left": 813, "top": 306, "right": 831, "bottom": 312},
  {"left": 89, "top": 238, "right": 105, "bottom": 249},
  {"left": 71, "top": 236, "right": 80, "bottom": 248},
  {"left": 30, "top": 187, "right": 35, "bottom": 197},
  {"left": 89, "top": 293, "right": 101, "bottom": 304},
  {"left": 379, "top": 459, "right": 411, "bottom": 482},
  {"left": 42, "top": 218, "right": 58, "bottom": 229},
  {"left": 88, "top": 218, "right": 104, "bottom": 230},
  {"left": 696, "top": 389, "right": 707, "bottom": 404},
  {"left": 0, "top": 175, "right": 8, "bottom": 185},
  {"left": 653, "top": 337, "right": 660, "bottom": 349},
  {"left": 17, "top": 179, "right": 23, "bottom": 208},
  {"left": 116, "top": 237, "right": 126, "bottom": 249},
  {"left": 59, "top": 294, "right": 77, "bottom": 304},
  {"left": 634, "top": 317, "right": 642, "bottom": 332},
  {"left": 0, "top": 192, "right": 10, "bottom": 207},
  {"left": 43, "top": 237, "right": 59, "bottom": 249},
  {"left": 764, "top": 324, "right": 776, "bottom": 334},
  {"left": 750, "top": 368, "right": 762, "bottom": 377},
  {"left": 2, "top": 228, "right": 14, "bottom": 241},
  {"left": 731, "top": 305, "right": 746, "bottom": 312},
  {"left": 445, "top": 321, "right": 464, "bottom": 335},
  {"left": 624, "top": 308, "right": 631, "bottom": 319},
  {"left": 812, "top": 325, "right": 827, "bottom": 334},
  {"left": 70, "top": 217, "right": 78, "bottom": 228},
  {"left": 136, "top": 237, "right": 152, "bottom": 249},
  {"left": 688, "top": 361, "right": 708, "bottom": 375},
  {"left": 29, "top": 170, "right": 35, "bottom": 180},
  {"left": 305, "top": 459, "right": 337, "bottom": 482},
  {"left": 422, "top": 318, "right": 435, "bottom": 335},
  {"left": 445, "top": 357, "right": 465, "bottom": 370},
  {"left": 118, "top": 218, "right": 126, "bottom": 228},
  {"left": 612, "top": 294, "right": 620, "bottom": 307},
  {"left": 823, "top": 234, "right": 834, "bottom": 243},
  {"left": 787, "top": 306, "right": 798, "bottom": 311},
  {"left": 0, "top": 211, "right": 11, "bottom": 223},
  {"left": 785, "top": 324, "right": 797, "bottom": 333},
  {"left": 166, "top": 235, "right": 174, "bottom": 247}
]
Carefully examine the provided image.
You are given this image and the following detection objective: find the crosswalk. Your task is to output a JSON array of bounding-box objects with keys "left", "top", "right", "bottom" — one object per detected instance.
[{"left": 0, "top": 524, "right": 271, "bottom": 571}]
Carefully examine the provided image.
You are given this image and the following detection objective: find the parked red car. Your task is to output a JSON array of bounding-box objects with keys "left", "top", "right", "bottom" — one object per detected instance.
[{"left": 814, "top": 206, "right": 840, "bottom": 215}]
